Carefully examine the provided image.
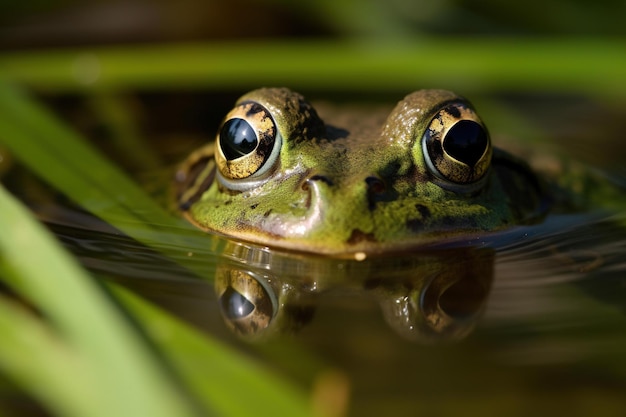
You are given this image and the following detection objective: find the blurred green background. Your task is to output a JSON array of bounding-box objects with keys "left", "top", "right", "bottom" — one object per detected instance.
[
  {"left": 2, "top": 0, "right": 625, "bottom": 46},
  {"left": 1, "top": 0, "right": 625, "bottom": 98}
]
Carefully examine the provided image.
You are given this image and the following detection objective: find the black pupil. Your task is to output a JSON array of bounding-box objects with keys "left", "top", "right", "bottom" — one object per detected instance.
[
  {"left": 220, "top": 118, "right": 258, "bottom": 160},
  {"left": 443, "top": 120, "right": 488, "bottom": 166},
  {"left": 220, "top": 286, "right": 255, "bottom": 319}
]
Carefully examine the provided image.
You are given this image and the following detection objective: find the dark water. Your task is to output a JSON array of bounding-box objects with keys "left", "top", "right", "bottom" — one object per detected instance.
[{"left": 38, "top": 202, "right": 626, "bottom": 416}]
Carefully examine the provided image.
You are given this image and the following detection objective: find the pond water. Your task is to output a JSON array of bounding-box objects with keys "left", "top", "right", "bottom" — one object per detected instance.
[
  {"left": 43, "top": 207, "right": 626, "bottom": 415},
  {"left": 7, "top": 91, "right": 626, "bottom": 416}
]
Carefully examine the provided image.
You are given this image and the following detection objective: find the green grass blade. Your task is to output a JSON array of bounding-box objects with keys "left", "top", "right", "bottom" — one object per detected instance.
[
  {"left": 0, "top": 296, "right": 97, "bottom": 417},
  {"left": 0, "top": 39, "right": 625, "bottom": 97},
  {"left": 112, "top": 284, "right": 314, "bottom": 417},
  {"left": 0, "top": 184, "right": 201, "bottom": 417},
  {"left": 0, "top": 80, "right": 177, "bottom": 227},
  {"left": 0, "top": 184, "right": 315, "bottom": 417},
  {"left": 0, "top": 80, "right": 220, "bottom": 278}
]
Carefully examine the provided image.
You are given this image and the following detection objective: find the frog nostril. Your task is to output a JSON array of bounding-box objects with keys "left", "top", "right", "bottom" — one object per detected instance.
[
  {"left": 309, "top": 175, "right": 334, "bottom": 186},
  {"left": 365, "top": 176, "right": 386, "bottom": 194},
  {"left": 302, "top": 175, "right": 333, "bottom": 192},
  {"left": 302, "top": 175, "right": 334, "bottom": 210},
  {"left": 365, "top": 176, "right": 393, "bottom": 211}
]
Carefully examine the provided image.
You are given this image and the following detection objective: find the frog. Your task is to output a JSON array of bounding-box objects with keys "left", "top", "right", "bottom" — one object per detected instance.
[{"left": 175, "top": 87, "right": 547, "bottom": 257}]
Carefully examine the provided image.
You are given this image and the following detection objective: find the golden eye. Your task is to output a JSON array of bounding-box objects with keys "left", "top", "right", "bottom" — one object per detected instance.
[
  {"left": 215, "top": 268, "right": 277, "bottom": 338},
  {"left": 216, "top": 101, "right": 281, "bottom": 181},
  {"left": 422, "top": 103, "right": 492, "bottom": 188}
]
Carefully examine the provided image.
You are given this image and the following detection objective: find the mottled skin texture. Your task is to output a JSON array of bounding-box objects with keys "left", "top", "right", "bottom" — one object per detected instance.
[{"left": 177, "top": 88, "right": 546, "bottom": 255}]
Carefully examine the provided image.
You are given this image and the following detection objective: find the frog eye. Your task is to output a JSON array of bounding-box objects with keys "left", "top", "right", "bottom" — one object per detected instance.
[
  {"left": 422, "top": 103, "right": 492, "bottom": 189},
  {"left": 216, "top": 101, "right": 282, "bottom": 181},
  {"left": 215, "top": 269, "right": 277, "bottom": 338}
]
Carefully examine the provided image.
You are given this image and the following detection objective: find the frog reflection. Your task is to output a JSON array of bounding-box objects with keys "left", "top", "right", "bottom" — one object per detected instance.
[
  {"left": 214, "top": 246, "right": 494, "bottom": 343},
  {"left": 215, "top": 267, "right": 316, "bottom": 339}
]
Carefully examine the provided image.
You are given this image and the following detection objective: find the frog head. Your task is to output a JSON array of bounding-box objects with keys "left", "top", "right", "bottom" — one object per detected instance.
[{"left": 177, "top": 88, "right": 545, "bottom": 256}]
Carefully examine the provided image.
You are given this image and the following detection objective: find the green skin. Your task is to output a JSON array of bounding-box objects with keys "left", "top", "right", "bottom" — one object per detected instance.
[{"left": 177, "top": 88, "right": 545, "bottom": 256}]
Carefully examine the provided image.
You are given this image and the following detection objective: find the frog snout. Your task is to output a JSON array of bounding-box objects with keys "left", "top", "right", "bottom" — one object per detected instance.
[{"left": 304, "top": 174, "right": 391, "bottom": 211}]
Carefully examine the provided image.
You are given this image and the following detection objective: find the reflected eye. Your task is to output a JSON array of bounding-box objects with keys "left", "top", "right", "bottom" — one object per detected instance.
[
  {"left": 422, "top": 103, "right": 492, "bottom": 188},
  {"left": 215, "top": 269, "right": 277, "bottom": 337},
  {"left": 216, "top": 101, "right": 282, "bottom": 181},
  {"left": 220, "top": 286, "right": 256, "bottom": 319}
]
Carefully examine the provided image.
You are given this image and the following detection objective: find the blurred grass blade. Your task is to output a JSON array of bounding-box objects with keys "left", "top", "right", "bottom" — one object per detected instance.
[
  {"left": 0, "top": 295, "right": 119, "bottom": 417},
  {"left": 0, "top": 184, "right": 314, "bottom": 417},
  {"left": 0, "top": 79, "right": 219, "bottom": 278},
  {"left": 0, "top": 81, "right": 172, "bottom": 225},
  {"left": 113, "top": 284, "right": 314, "bottom": 417},
  {"left": 0, "top": 184, "right": 201, "bottom": 417},
  {"left": 0, "top": 39, "right": 625, "bottom": 97}
]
